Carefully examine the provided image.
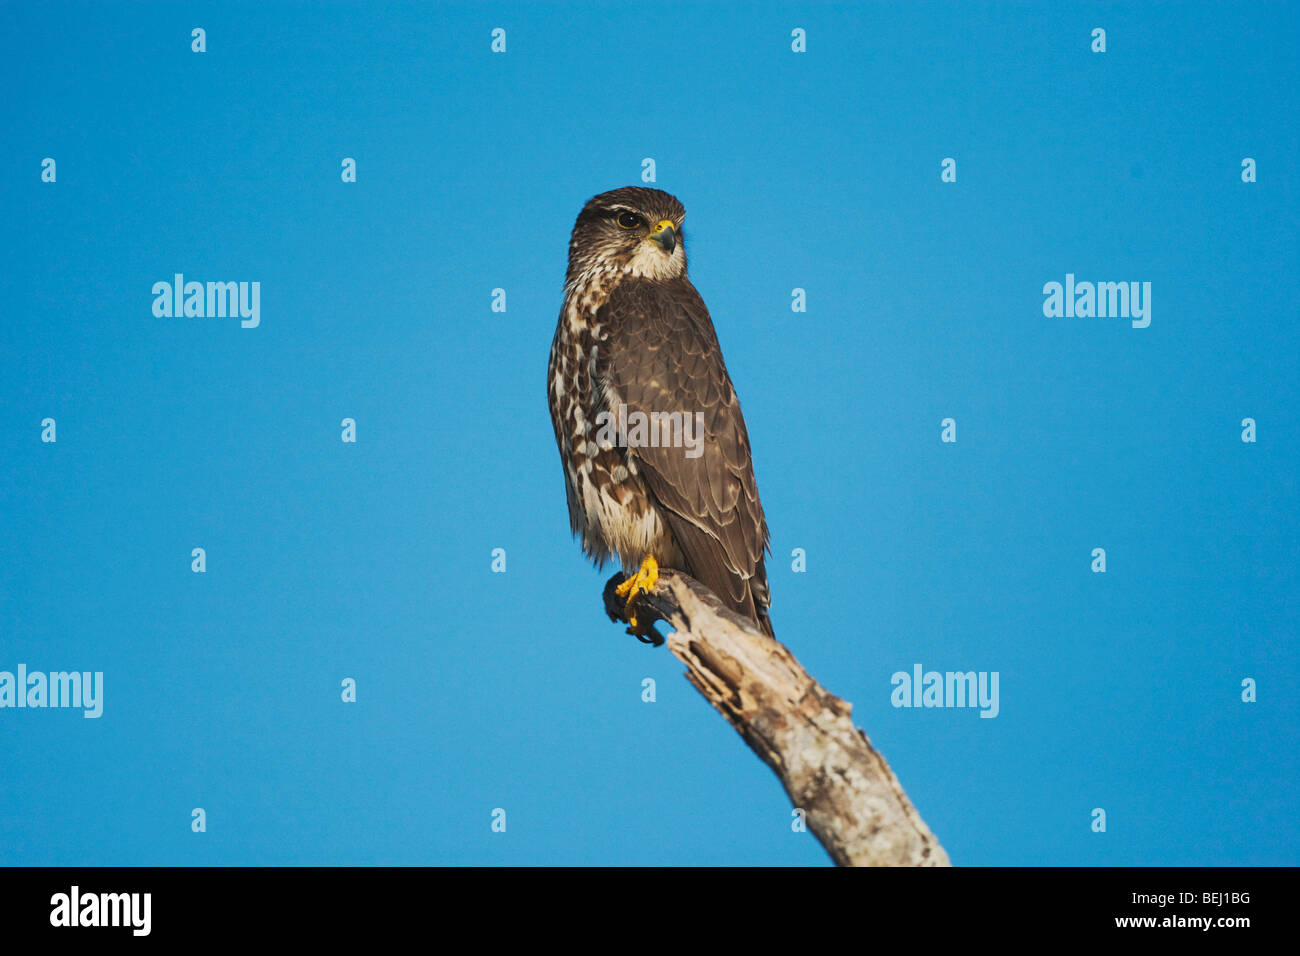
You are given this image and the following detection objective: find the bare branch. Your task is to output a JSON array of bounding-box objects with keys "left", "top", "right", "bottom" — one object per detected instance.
[{"left": 604, "top": 568, "right": 951, "bottom": 867}]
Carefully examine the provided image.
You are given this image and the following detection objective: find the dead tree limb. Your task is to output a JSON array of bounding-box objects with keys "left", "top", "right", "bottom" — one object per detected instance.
[{"left": 604, "top": 568, "right": 951, "bottom": 867}]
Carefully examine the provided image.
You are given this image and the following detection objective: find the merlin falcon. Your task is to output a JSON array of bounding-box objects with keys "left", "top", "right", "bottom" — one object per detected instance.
[{"left": 547, "top": 186, "right": 773, "bottom": 637}]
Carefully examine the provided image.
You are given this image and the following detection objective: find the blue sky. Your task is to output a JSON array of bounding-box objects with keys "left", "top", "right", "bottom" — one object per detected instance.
[{"left": 1, "top": 1, "right": 1296, "bottom": 866}]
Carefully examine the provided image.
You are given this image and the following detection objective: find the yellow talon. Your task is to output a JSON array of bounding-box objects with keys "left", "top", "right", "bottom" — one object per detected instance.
[{"left": 615, "top": 555, "right": 659, "bottom": 621}]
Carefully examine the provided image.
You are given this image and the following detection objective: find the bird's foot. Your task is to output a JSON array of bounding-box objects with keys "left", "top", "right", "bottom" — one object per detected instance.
[
  {"left": 605, "top": 557, "right": 664, "bottom": 646},
  {"left": 615, "top": 555, "right": 659, "bottom": 627}
]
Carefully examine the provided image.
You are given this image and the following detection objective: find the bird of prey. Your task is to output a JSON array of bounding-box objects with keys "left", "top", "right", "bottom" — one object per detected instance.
[{"left": 547, "top": 186, "right": 773, "bottom": 638}]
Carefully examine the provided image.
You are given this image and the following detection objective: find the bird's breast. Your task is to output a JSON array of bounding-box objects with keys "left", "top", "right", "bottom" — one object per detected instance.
[{"left": 549, "top": 274, "right": 681, "bottom": 571}]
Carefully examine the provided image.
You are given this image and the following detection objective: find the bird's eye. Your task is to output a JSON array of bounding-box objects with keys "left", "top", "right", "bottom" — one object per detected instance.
[{"left": 616, "top": 212, "right": 644, "bottom": 229}]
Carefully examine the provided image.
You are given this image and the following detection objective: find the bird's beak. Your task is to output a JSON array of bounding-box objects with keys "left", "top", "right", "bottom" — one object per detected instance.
[{"left": 648, "top": 219, "right": 677, "bottom": 255}]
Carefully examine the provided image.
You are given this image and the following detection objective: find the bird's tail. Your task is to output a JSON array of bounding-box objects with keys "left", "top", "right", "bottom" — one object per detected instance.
[{"left": 748, "top": 573, "right": 774, "bottom": 638}]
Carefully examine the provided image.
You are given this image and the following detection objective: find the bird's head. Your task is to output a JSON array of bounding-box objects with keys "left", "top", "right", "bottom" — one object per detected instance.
[{"left": 566, "top": 186, "right": 687, "bottom": 284}]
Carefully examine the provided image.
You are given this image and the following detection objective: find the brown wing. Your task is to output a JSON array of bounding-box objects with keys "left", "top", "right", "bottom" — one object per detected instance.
[{"left": 597, "top": 277, "right": 773, "bottom": 635}]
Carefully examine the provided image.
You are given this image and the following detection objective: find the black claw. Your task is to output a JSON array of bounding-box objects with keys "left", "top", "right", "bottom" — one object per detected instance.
[{"left": 628, "top": 620, "right": 665, "bottom": 647}]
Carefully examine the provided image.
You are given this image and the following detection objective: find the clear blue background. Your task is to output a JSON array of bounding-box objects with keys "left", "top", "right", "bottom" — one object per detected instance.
[{"left": 2, "top": 1, "right": 1296, "bottom": 866}]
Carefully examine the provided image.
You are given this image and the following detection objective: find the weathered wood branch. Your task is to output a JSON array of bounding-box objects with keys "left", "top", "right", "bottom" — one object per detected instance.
[{"left": 604, "top": 568, "right": 950, "bottom": 867}]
